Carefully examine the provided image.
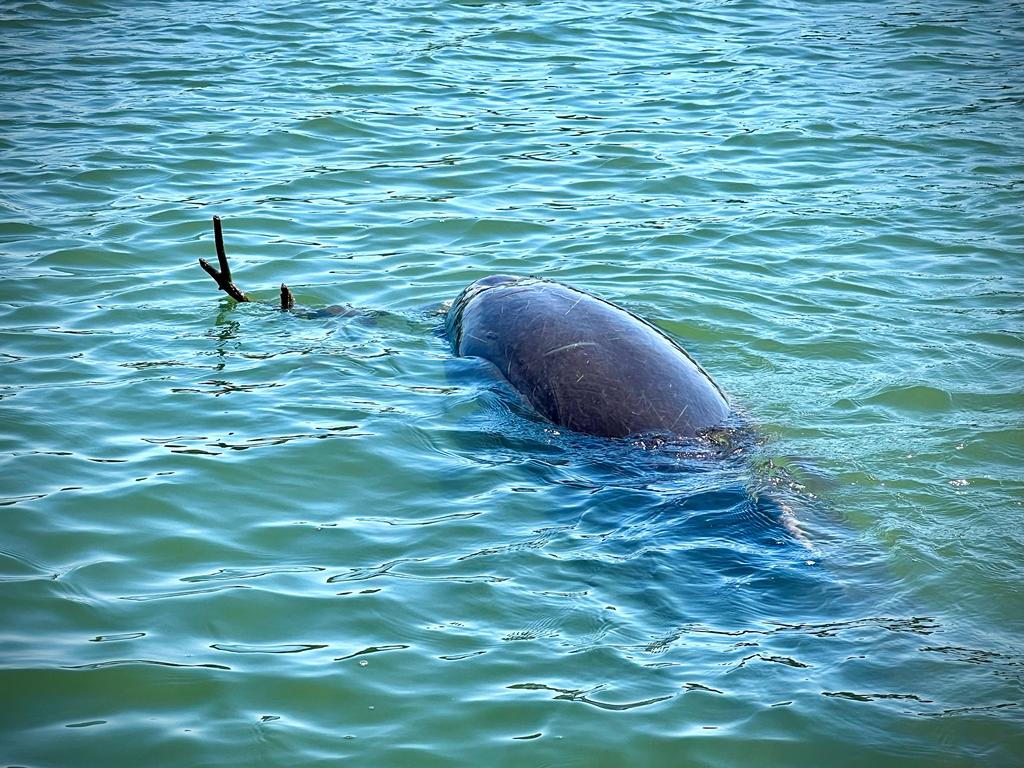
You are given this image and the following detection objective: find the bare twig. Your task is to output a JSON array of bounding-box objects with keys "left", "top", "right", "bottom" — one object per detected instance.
[
  {"left": 198, "top": 216, "right": 250, "bottom": 303},
  {"left": 199, "top": 216, "right": 296, "bottom": 310}
]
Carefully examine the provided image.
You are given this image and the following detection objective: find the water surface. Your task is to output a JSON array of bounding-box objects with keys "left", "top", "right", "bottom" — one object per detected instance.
[{"left": 1, "top": 1, "right": 1022, "bottom": 765}]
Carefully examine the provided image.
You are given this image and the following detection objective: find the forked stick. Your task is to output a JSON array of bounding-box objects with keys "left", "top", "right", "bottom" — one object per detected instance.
[
  {"left": 199, "top": 216, "right": 294, "bottom": 310},
  {"left": 198, "top": 216, "right": 249, "bottom": 302}
]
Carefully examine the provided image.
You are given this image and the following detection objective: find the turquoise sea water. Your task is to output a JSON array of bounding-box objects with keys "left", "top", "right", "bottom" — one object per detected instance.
[{"left": 1, "top": 0, "right": 1022, "bottom": 765}]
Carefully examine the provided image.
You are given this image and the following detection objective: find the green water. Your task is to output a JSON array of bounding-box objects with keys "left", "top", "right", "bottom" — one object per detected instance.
[{"left": 2, "top": 1, "right": 1022, "bottom": 765}]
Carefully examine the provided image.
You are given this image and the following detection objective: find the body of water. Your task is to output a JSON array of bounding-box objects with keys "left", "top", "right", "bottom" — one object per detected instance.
[{"left": 1, "top": 1, "right": 1022, "bottom": 765}]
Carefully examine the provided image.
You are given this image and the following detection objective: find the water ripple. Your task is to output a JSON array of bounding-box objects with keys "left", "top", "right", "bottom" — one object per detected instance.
[
  {"left": 2, "top": 0, "right": 1022, "bottom": 765},
  {"left": 508, "top": 683, "right": 673, "bottom": 712}
]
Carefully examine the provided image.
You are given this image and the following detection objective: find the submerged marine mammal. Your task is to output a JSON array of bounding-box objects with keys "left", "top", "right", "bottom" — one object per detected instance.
[
  {"left": 198, "top": 218, "right": 731, "bottom": 440},
  {"left": 445, "top": 275, "right": 730, "bottom": 439}
]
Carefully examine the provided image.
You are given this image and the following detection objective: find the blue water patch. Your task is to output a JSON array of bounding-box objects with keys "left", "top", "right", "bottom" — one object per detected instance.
[{"left": 1, "top": 0, "right": 1022, "bottom": 765}]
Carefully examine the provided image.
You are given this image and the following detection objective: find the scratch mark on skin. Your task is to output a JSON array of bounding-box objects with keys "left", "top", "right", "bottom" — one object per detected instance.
[
  {"left": 669, "top": 404, "right": 690, "bottom": 430},
  {"left": 564, "top": 296, "right": 583, "bottom": 316},
  {"left": 544, "top": 341, "right": 599, "bottom": 357},
  {"left": 632, "top": 391, "right": 653, "bottom": 416}
]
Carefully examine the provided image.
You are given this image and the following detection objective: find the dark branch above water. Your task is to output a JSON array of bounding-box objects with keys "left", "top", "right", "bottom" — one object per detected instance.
[{"left": 198, "top": 216, "right": 293, "bottom": 311}]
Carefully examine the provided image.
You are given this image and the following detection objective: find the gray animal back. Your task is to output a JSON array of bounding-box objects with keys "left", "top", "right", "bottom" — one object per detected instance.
[{"left": 451, "top": 278, "right": 729, "bottom": 438}]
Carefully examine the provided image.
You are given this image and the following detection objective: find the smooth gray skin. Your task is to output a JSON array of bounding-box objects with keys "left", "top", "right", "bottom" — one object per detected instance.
[{"left": 445, "top": 275, "right": 731, "bottom": 439}]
